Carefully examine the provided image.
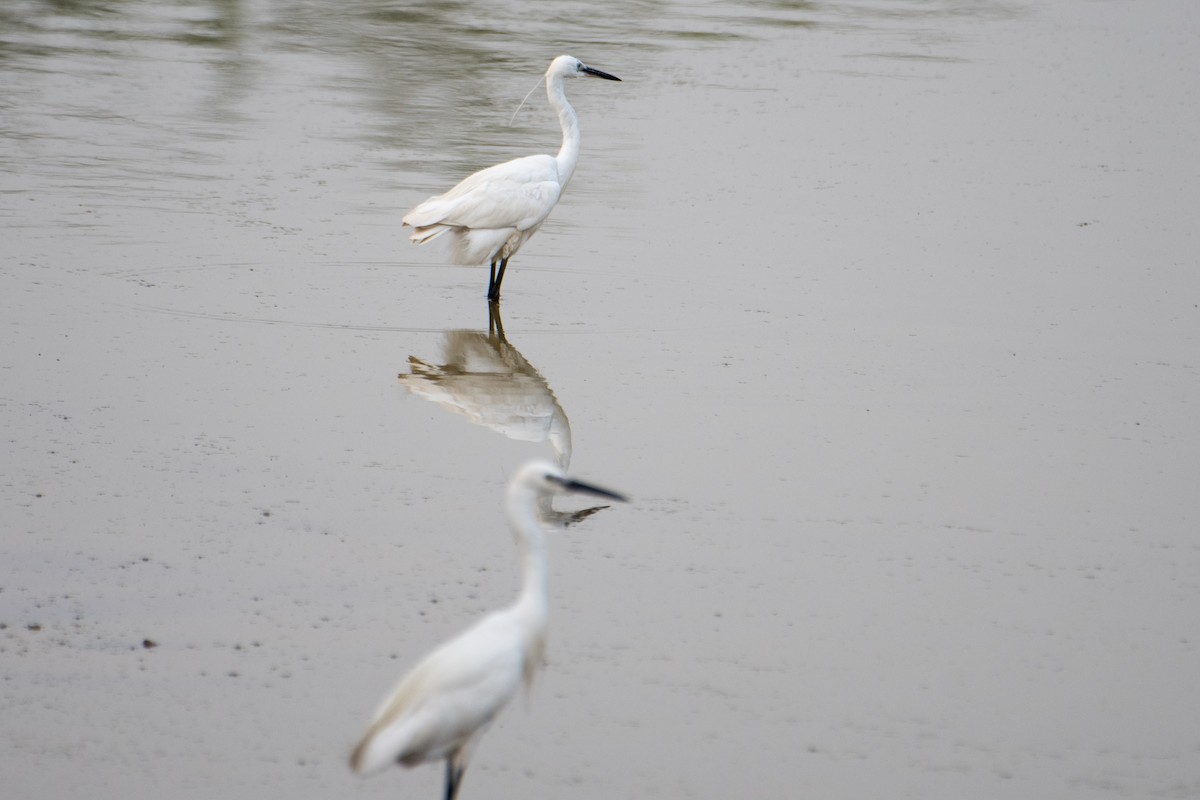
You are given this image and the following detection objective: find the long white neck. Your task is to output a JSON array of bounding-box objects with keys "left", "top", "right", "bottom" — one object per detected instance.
[
  {"left": 548, "top": 73, "right": 581, "bottom": 188},
  {"left": 505, "top": 483, "right": 550, "bottom": 635}
]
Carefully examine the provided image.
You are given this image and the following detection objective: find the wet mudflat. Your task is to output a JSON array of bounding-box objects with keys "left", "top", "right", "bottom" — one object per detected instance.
[{"left": 2, "top": 1, "right": 1198, "bottom": 798}]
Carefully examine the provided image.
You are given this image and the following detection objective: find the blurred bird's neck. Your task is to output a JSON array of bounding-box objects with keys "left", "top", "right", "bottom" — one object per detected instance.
[
  {"left": 511, "top": 544, "right": 549, "bottom": 657},
  {"left": 515, "top": 543, "right": 548, "bottom": 629},
  {"left": 507, "top": 493, "right": 550, "bottom": 625}
]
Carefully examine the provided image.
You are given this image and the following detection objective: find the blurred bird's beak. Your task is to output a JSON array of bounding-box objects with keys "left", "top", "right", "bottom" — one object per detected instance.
[
  {"left": 581, "top": 65, "right": 621, "bottom": 82},
  {"left": 552, "top": 475, "right": 628, "bottom": 502}
]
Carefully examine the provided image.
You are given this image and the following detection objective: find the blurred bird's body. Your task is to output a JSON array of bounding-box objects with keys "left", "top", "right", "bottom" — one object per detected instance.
[{"left": 349, "top": 461, "right": 627, "bottom": 800}]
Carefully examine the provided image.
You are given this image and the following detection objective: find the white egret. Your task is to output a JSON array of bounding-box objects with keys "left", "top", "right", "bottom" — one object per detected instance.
[
  {"left": 403, "top": 55, "right": 621, "bottom": 301},
  {"left": 349, "top": 460, "right": 627, "bottom": 800}
]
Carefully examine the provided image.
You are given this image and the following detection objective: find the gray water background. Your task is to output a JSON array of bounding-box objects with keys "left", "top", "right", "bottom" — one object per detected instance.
[{"left": 2, "top": 1, "right": 1199, "bottom": 798}]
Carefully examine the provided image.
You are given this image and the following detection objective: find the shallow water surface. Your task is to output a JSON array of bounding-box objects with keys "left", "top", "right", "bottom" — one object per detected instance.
[{"left": 3, "top": 1, "right": 1199, "bottom": 798}]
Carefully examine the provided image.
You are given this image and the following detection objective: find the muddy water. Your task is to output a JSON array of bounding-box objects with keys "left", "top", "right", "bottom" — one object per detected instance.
[{"left": 3, "top": 1, "right": 1198, "bottom": 798}]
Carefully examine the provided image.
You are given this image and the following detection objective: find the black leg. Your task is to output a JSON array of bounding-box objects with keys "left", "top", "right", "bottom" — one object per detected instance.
[
  {"left": 487, "top": 260, "right": 498, "bottom": 299},
  {"left": 444, "top": 759, "right": 465, "bottom": 800},
  {"left": 496, "top": 257, "right": 508, "bottom": 291},
  {"left": 487, "top": 257, "right": 508, "bottom": 302}
]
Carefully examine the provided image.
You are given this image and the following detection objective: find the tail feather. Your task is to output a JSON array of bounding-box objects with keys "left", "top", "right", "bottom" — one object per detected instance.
[
  {"left": 350, "top": 719, "right": 412, "bottom": 776},
  {"left": 402, "top": 200, "right": 519, "bottom": 265},
  {"left": 409, "top": 225, "right": 452, "bottom": 245},
  {"left": 403, "top": 195, "right": 462, "bottom": 230}
]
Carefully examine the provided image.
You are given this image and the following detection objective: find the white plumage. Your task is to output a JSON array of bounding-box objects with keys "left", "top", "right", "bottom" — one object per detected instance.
[
  {"left": 403, "top": 55, "right": 621, "bottom": 301},
  {"left": 349, "top": 460, "right": 626, "bottom": 800}
]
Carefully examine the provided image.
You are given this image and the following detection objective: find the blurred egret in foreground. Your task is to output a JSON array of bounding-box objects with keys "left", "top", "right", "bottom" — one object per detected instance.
[
  {"left": 403, "top": 55, "right": 621, "bottom": 301},
  {"left": 349, "top": 460, "right": 627, "bottom": 799}
]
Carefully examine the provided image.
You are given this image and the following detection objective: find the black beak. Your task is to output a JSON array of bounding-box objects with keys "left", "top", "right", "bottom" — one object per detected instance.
[
  {"left": 581, "top": 64, "right": 622, "bottom": 82},
  {"left": 550, "top": 475, "right": 628, "bottom": 502}
]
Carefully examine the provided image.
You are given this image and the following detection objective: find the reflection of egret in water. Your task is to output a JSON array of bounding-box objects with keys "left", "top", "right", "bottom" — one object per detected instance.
[
  {"left": 398, "top": 306, "right": 607, "bottom": 526},
  {"left": 399, "top": 305, "right": 571, "bottom": 466}
]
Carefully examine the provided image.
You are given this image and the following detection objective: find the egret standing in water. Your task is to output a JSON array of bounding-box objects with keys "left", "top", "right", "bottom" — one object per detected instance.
[
  {"left": 349, "top": 461, "right": 627, "bottom": 800},
  {"left": 403, "top": 55, "right": 621, "bottom": 302}
]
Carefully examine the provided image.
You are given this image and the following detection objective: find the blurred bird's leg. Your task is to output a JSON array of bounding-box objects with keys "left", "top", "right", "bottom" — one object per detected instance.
[{"left": 445, "top": 758, "right": 466, "bottom": 800}]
